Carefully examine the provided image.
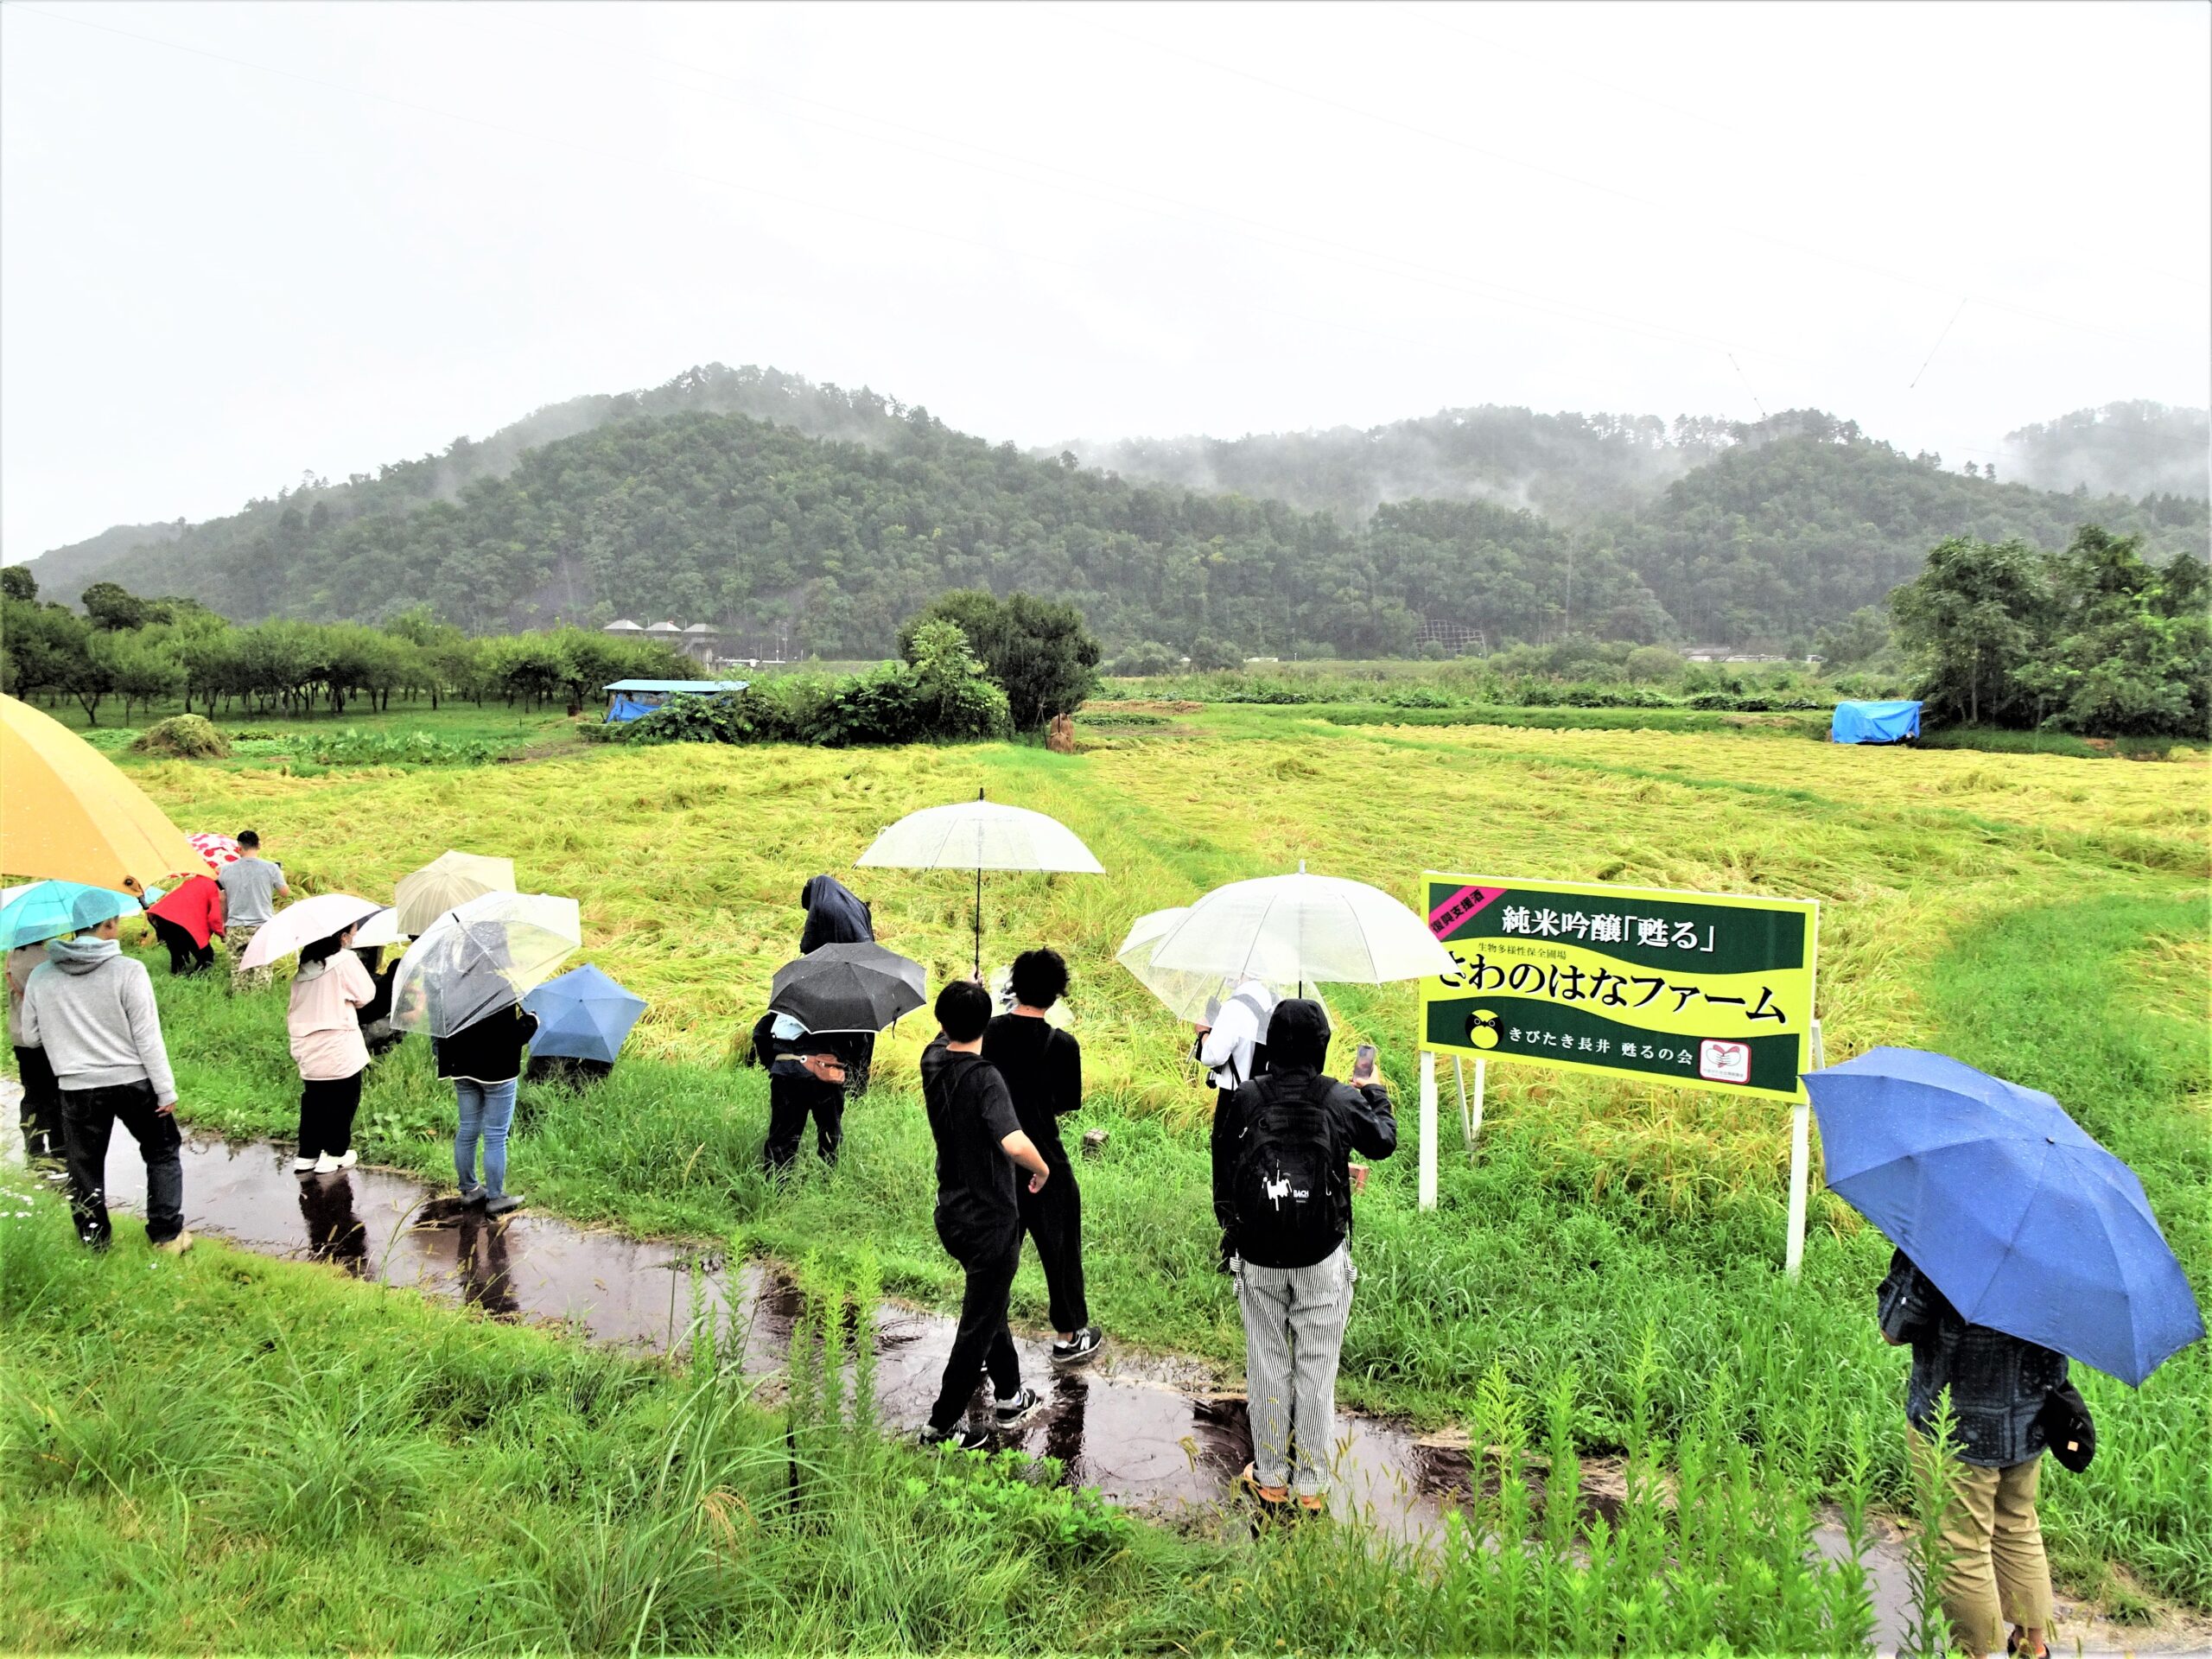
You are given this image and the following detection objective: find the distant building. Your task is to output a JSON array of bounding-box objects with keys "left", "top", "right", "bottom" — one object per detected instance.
[
  {"left": 602, "top": 619, "right": 644, "bottom": 635},
  {"left": 604, "top": 617, "right": 720, "bottom": 665}
]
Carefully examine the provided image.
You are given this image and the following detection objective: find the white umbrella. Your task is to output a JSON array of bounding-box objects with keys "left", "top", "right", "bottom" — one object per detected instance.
[
  {"left": 393, "top": 850, "right": 517, "bottom": 938},
  {"left": 237, "top": 893, "right": 402, "bottom": 969},
  {"left": 1147, "top": 865, "right": 1456, "bottom": 990},
  {"left": 390, "top": 891, "right": 582, "bottom": 1039},
  {"left": 855, "top": 789, "right": 1103, "bottom": 973},
  {"left": 1115, "top": 906, "right": 1309, "bottom": 1024}
]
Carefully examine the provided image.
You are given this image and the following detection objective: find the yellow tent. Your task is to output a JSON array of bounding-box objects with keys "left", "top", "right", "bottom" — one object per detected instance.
[{"left": 0, "top": 695, "right": 205, "bottom": 888}]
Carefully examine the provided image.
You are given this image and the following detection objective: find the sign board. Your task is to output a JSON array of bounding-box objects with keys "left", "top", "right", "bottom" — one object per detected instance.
[{"left": 1417, "top": 874, "right": 1818, "bottom": 1101}]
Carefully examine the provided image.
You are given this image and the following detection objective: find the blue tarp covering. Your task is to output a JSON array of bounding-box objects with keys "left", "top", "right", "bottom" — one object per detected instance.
[
  {"left": 1831, "top": 700, "right": 1922, "bottom": 744},
  {"left": 601, "top": 679, "right": 750, "bottom": 723}
]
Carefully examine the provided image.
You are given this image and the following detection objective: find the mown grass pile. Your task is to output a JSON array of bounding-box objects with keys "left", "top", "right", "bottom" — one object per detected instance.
[
  {"left": 1, "top": 1207, "right": 1893, "bottom": 1654},
  {"left": 24, "top": 703, "right": 2211, "bottom": 1611}
]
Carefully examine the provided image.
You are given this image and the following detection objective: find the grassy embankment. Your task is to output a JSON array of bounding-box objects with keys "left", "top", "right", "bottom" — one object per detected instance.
[{"left": 15, "top": 702, "right": 2209, "bottom": 1609}]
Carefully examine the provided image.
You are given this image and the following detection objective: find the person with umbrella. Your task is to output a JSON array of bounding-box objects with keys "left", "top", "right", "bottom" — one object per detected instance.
[
  {"left": 756, "top": 941, "right": 927, "bottom": 1173},
  {"left": 285, "top": 919, "right": 378, "bottom": 1176},
  {"left": 438, "top": 1000, "right": 538, "bottom": 1216},
  {"left": 19, "top": 890, "right": 190, "bottom": 1255},
  {"left": 1807, "top": 1047, "right": 2206, "bottom": 1659},
  {"left": 0, "top": 881, "right": 137, "bottom": 1176}
]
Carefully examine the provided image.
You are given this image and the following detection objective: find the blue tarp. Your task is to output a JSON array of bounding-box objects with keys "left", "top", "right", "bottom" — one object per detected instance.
[
  {"left": 601, "top": 679, "right": 750, "bottom": 723},
  {"left": 1831, "top": 700, "right": 1922, "bottom": 744}
]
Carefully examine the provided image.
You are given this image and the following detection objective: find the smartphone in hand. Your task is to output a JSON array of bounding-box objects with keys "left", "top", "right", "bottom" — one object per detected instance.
[{"left": 1351, "top": 1043, "right": 1378, "bottom": 1084}]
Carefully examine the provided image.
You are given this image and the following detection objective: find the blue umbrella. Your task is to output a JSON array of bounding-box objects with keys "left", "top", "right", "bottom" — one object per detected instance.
[
  {"left": 0, "top": 880, "right": 141, "bottom": 950},
  {"left": 1805, "top": 1046, "right": 2204, "bottom": 1387},
  {"left": 521, "top": 963, "right": 647, "bottom": 1065}
]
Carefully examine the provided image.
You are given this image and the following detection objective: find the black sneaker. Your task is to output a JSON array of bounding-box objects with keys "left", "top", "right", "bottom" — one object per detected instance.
[
  {"left": 993, "top": 1386, "right": 1046, "bottom": 1429},
  {"left": 484, "top": 1192, "right": 524, "bottom": 1217},
  {"left": 918, "top": 1423, "right": 991, "bottom": 1452},
  {"left": 1051, "top": 1327, "right": 1104, "bottom": 1367}
]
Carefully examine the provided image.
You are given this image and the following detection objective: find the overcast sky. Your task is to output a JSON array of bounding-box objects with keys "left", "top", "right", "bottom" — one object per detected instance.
[{"left": 3, "top": 0, "right": 2207, "bottom": 558}]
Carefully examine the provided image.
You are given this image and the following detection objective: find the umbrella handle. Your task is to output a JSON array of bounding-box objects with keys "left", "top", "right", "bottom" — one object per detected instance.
[{"left": 974, "top": 865, "right": 982, "bottom": 980}]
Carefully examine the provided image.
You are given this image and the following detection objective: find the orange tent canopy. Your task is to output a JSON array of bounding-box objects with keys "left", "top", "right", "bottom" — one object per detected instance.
[{"left": 0, "top": 695, "right": 206, "bottom": 888}]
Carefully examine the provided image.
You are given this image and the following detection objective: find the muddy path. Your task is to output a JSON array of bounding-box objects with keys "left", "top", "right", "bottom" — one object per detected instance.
[{"left": 16, "top": 1098, "right": 2208, "bottom": 1656}]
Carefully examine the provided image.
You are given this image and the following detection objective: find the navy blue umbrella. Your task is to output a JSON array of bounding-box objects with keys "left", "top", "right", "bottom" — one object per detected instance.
[
  {"left": 522, "top": 963, "right": 646, "bottom": 1065},
  {"left": 1804, "top": 1046, "right": 2203, "bottom": 1387}
]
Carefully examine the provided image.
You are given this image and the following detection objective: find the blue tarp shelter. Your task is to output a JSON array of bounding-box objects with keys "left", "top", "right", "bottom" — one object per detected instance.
[
  {"left": 602, "top": 678, "right": 750, "bottom": 723},
  {"left": 1831, "top": 700, "right": 1923, "bottom": 744}
]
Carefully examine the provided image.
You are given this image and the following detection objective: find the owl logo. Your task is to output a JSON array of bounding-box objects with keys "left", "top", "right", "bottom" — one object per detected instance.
[{"left": 1465, "top": 1008, "right": 1501, "bottom": 1051}]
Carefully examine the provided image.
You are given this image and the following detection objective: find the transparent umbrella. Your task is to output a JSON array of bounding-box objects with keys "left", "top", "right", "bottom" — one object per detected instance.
[
  {"left": 390, "top": 891, "right": 582, "bottom": 1038},
  {"left": 1147, "top": 864, "right": 1455, "bottom": 991},
  {"left": 855, "top": 789, "right": 1103, "bottom": 974},
  {"left": 1115, "top": 906, "right": 1306, "bottom": 1023}
]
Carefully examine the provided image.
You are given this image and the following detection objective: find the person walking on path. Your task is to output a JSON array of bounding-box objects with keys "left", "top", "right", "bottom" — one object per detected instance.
[
  {"left": 1195, "top": 977, "right": 1278, "bottom": 1110},
  {"left": 19, "top": 904, "right": 190, "bottom": 1255},
  {"left": 435, "top": 1001, "right": 537, "bottom": 1216},
  {"left": 1211, "top": 998, "right": 1395, "bottom": 1516},
  {"left": 982, "top": 947, "right": 1102, "bottom": 1365},
  {"left": 8, "top": 933, "right": 67, "bottom": 1175},
  {"left": 918, "top": 980, "right": 1052, "bottom": 1450},
  {"left": 798, "top": 874, "right": 878, "bottom": 1087},
  {"left": 217, "top": 830, "right": 289, "bottom": 987},
  {"left": 753, "top": 1011, "right": 851, "bottom": 1173},
  {"left": 146, "top": 873, "right": 224, "bottom": 976},
  {"left": 286, "top": 922, "right": 377, "bottom": 1176},
  {"left": 1878, "top": 1248, "right": 2062, "bottom": 1658}
]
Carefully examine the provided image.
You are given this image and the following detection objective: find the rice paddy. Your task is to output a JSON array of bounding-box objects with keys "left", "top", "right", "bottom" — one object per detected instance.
[{"left": 10, "top": 701, "right": 2210, "bottom": 1624}]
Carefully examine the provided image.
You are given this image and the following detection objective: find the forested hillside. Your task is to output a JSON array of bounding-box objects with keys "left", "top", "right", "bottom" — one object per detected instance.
[{"left": 18, "top": 368, "right": 2207, "bottom": 657}]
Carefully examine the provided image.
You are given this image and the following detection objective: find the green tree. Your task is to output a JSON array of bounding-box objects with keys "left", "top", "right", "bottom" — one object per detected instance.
[
  {"left": 1891, "top": 537, "right": 2051, "bottom": 726},
  {"left": 80, "top": 581, "right": 151, "bottom": 631},
  {"left": 1, "top": 565, "right": 35, "bottom": 602},
  {"left": 899, "top": 590, "right": 1101, "bottom": 730}
]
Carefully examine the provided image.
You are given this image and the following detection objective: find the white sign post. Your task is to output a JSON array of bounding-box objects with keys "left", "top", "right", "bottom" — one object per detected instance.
[
  {"left": 1417, "top": 1050, "right": 1440, "bottom": 1211},
  {"left": 1784, "top": 1017, "right": 1827, "bottom": 1280}
]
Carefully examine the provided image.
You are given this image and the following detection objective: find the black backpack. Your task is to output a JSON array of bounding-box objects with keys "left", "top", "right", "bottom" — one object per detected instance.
[{"left": 1229, "top": 1074, "right": 1346, "bottom": 1269}]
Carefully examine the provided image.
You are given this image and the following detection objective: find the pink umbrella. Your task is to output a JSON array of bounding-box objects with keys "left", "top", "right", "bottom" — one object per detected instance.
[{"left": 190, "top": 832, "right": 241, "bottom": 871}]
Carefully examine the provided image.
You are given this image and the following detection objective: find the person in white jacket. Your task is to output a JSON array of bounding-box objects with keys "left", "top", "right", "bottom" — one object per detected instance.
[
  {"left": 1194, "top": 978, "right": 1279, "bottom": 1108},
  {"left": 20, "top": 908, "right": 189, "bottom": 1255}
]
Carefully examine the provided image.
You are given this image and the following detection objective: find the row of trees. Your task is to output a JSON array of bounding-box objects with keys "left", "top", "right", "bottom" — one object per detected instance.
[
  {"left": 0, "top": 567, "right": 694, "bottom": 723},
  {"left": 1891, "top": 527, "right": 2209, "bottom": 736}
]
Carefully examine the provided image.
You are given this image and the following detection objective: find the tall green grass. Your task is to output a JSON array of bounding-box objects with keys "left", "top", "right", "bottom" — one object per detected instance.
[{"left": 1, "top": 1211, "right": 1883, "bottom": 1654}]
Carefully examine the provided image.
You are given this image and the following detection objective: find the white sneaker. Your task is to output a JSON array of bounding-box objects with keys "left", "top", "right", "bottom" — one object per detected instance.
[
  {"left": 311, "top": 1150, "right": 358, "bottom": 1174},
  {"left": 293, "top": 1156, "right": 316, "bottom": 1175}
]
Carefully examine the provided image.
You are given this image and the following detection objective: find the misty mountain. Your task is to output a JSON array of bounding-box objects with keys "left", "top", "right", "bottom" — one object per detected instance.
[
  {"left": 16, "top": 367, "right": 2205, "bottom": 657},
  {"left": 1060, "top": 406, "right": 1744, "bottom": 526},
  {"left": 2001, "top": 402, "right": 2210, "bottom": 502}
]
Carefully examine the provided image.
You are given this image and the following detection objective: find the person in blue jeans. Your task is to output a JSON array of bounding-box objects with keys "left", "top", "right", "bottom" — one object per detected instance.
[{"left": 435, "top": 1002, "right": 537, "bottom": 1216}]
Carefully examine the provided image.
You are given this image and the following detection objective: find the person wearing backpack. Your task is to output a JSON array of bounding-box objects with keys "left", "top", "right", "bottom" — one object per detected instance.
[{"left": 1211, "top": 997, "right": 1395, "bottom": 1516}]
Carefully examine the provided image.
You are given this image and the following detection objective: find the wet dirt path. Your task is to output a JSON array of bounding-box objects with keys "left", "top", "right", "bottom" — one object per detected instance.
[{"left": 22, "top": 1103, "right": 2206, "bottom": 1656}]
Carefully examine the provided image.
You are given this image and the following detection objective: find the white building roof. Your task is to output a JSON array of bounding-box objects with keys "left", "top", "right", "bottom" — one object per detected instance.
[{"left": 603, "top": 619, "right": 644, "bottom": 632}]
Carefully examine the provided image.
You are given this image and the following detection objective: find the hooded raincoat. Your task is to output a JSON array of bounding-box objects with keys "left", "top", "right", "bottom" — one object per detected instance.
[{"left": 798, "top": 875, "right": 874, "bottom": 955}]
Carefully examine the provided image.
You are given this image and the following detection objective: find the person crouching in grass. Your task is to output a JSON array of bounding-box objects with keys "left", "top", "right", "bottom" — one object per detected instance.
[{"left": 918, "top": 980, "right": 1052, "bottom": 1449}]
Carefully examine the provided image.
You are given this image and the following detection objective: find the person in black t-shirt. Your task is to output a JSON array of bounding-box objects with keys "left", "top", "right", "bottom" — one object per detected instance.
[
  {"left": 982, "top": 948, "right": 1102, "bottom": 1366},
  {"left": 918, "top": 980, "right": 1052, "bottom": 1448}
]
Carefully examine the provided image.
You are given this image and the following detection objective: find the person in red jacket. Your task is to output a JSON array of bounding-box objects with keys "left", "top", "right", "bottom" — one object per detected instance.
[{"left": 146, "top": 875, "right": 225, "bottom": 976}]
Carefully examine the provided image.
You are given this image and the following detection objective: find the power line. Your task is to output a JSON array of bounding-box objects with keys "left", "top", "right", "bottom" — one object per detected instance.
[{"left": 1908, "top": 298, "right": 1970, "bottom": 391}]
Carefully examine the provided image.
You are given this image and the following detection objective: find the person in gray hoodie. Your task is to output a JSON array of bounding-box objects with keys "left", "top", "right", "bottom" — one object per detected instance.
[{"left": 19, "top": 903, "right": 189, "bottom": 1255}]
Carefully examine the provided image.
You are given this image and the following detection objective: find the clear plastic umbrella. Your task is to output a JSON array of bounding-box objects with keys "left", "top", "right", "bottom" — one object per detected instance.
[
  {"left": 1116, "top": 906, "right": 1304, "bottom": 1023},
  {"left": 389, "top": 891, "right": 582, "bottom": 1038},
  {"left": 392, "top": 850, "right": 518, "bottom": 938},
  {"left": 855, "top": 789, "right": 1103, "bottom": 974},
  {"left": 1147, "top": 865, "right": 1455, "bottom": 990}
]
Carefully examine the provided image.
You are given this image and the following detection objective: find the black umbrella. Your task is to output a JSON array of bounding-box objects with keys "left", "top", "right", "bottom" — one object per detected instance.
[{"left": 768, "top": 943, "right": 926, "bottom": 1033}]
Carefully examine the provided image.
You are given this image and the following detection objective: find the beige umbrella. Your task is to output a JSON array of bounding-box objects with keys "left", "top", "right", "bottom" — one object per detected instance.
[
  {"left": 0, "top": 694, "right": 202, "bottom": 888},
  {"left": 392, "top": 849, "right": 517, "bottom": 937}
]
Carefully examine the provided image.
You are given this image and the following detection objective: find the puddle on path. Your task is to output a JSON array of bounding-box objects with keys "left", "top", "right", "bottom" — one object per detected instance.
[{"left": 33, "top": 1115, "right": 2209, "bottom": 1656}]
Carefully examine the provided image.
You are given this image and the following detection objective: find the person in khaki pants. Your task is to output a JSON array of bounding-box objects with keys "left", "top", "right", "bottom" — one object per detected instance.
[{"left": 1879, "top": 1249, "right": 2062, "bottom": 1658}]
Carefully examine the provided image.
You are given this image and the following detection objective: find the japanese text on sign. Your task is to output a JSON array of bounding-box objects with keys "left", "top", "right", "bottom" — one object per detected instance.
[{"left": 1417, "top": 874, "right": 1819, "bottom": 1101}]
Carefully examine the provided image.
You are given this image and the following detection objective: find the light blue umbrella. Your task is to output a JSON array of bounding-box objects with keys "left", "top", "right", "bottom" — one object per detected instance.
[
  {"left": 0, "top": 880, "right": 141, "bottom": 950},
  {"left": 1805, "top": 1046, "right": 2204, "bottom": 1386},
  {"left": 522, "top": 963, "right": 647, "bottom": 1065}
]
